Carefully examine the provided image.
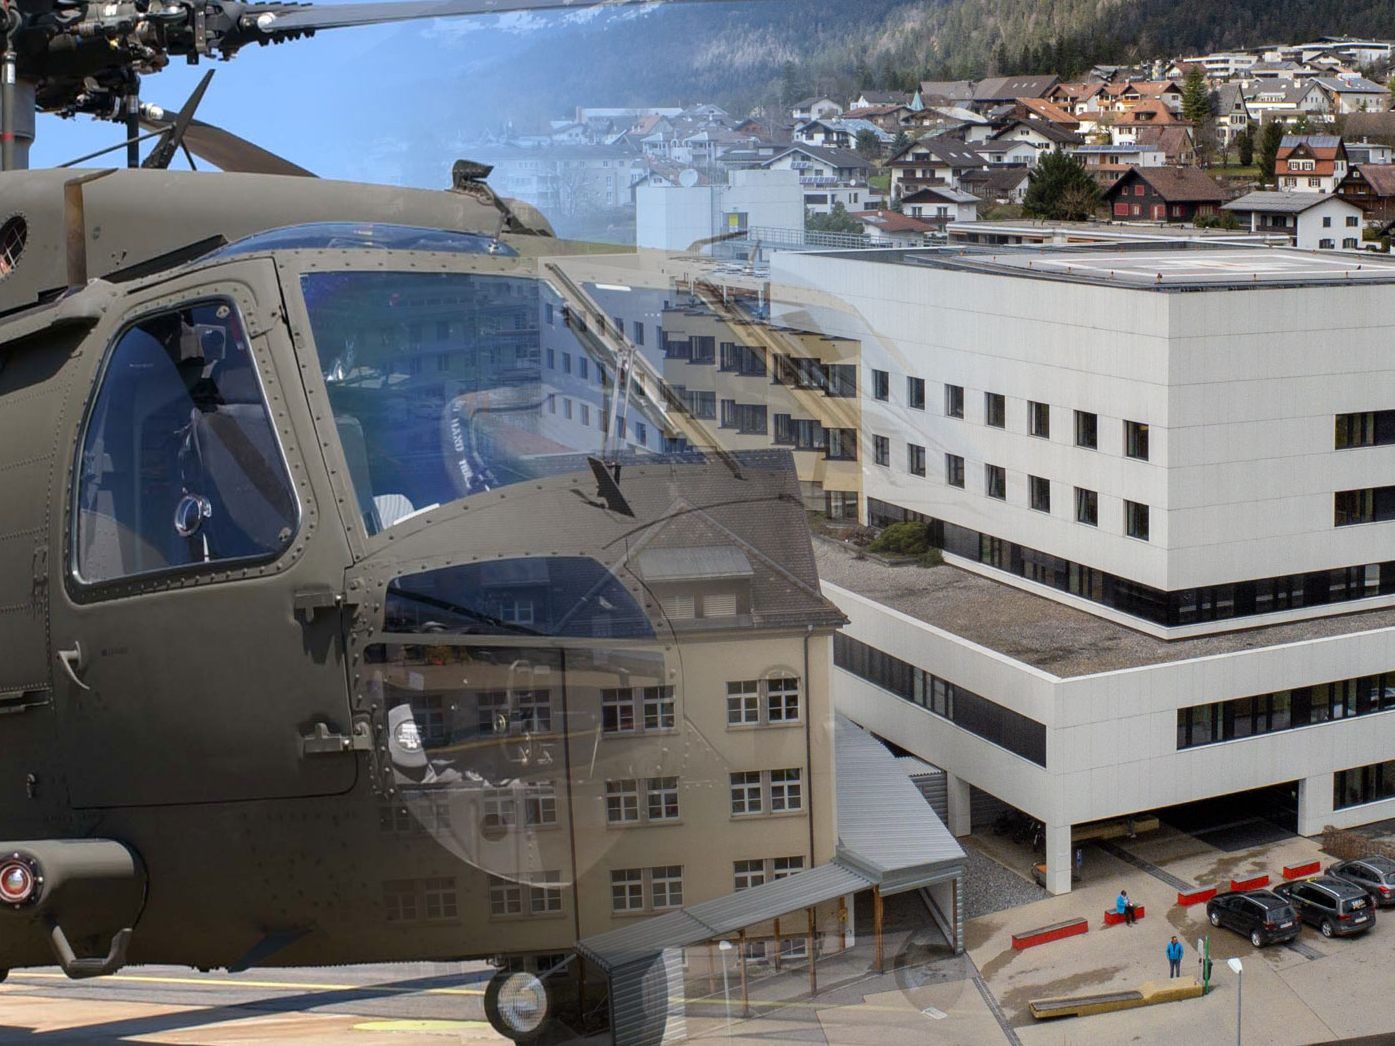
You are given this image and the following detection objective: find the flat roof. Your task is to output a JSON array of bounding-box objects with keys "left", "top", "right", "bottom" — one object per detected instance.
[
  {"left": 814, "top": 541, "right": 1395, "bottom": 678},
  {"left": 909, "top": 244, "right": 1395, "bottom": 290}
]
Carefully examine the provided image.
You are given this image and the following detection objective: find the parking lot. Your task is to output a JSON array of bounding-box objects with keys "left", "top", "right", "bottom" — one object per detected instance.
[{"left": 969, "top": 822, "right": 1395, "bottom": 1046}]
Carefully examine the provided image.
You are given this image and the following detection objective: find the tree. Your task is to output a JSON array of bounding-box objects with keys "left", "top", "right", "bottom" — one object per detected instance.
[
  {"left": 806, "top": 202, "right": 865, "bottom": 235},
  {"left": 891, "top": 130, "right": 911, "bottom": 156},
  {"left": 1023, "top": 150, "right": 1101, "bottom": 221},
  {"left": 855, "top": 128, "right": 881, "bottom": 161},
  {"left": 1181, "top": 66, "right": 1211, "bottom": 126},
  {"left": 1235, "top": 124, "right": 1255, "bottom": 167},
  {"left": 1257, "top": 120, "right": 1285, "bottom": 183}
]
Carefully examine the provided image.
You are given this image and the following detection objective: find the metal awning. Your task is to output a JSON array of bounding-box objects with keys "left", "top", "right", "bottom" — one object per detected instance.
[
  {"left": 834, "top": 715, "right": 966, "bottom": 895},
  {"left": 577, "top": 861, "right": 871, "bottom": 974}
]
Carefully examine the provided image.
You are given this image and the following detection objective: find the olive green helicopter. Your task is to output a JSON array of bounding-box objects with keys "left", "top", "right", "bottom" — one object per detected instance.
[{"left": 0, "top": 0, "right": 835, "bottom": 1042}]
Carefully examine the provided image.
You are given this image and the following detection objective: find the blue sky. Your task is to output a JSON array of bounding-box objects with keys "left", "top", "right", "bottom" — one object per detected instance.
[{"left": 29, "top": 9, "right": 579, "bottom": 185}]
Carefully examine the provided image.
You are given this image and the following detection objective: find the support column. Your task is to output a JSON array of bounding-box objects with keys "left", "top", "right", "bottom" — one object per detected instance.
[
  {"left": 737, "top": 929, "right": 750, "bottom": 1018},
  {"left": 840, "top": 893, "right": 854, "bottom": 950},
  {"left": 872, "top": 886, "right": 885, "bottom": 973},
  {"left": 807, "top": 907, "right": 817, "bottom": 996},
  {"left": 1298, "top": 773, "right": 1335, "bottom": 837},
  {"left": 1044, "top": 823, "right": 1073, "bottom": 896},
  {"left": 946, "top": 773, "right": 972, "bottom": 837}
]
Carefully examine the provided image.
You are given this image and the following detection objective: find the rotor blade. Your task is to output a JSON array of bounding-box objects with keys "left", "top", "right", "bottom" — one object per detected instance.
[
  {"left": 142, "top": 68, "right": 216, "bottom": 170},
  {"left": 138, "top": 115, "right": 316, "bottom": 177},
  {"left": 260, "top": 0, "right": 739, "bottom": 33}
]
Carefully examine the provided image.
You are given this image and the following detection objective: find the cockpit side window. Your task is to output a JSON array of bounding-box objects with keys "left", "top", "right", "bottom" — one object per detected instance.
[{"left": 73, "top": 299, "right": 299, "bottom": 586}]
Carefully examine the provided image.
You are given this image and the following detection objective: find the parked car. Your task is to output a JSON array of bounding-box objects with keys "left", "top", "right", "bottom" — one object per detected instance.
[
  {"left": 1327, "top": 856, "right": 1395, "bottom": 908},
  {"left": 1206, "top": 889, "right": 1301, "bottom": 947},
  {"left": 1272, "top": 877, "right": 1375, "bottom": 937}
]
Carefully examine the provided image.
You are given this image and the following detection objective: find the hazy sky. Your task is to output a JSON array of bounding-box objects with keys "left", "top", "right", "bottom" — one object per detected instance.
[{"left": 28, "top": 9, "right": 581, "bottom": 186}]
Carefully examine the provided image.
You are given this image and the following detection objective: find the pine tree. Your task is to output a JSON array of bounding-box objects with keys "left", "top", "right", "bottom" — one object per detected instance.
[
  {"left": 1257, "top": 120, "right": 1285, "bottom": 184},
  {"left": 807, "top": 202, "right": 865, "bottom": 235},
  {"left": 855, "top": 129, "right": 882, "bottom": 160},
  {"left": 891, "top": 130, "right": 912, "bottom": 156},
  {"left": 1181, "top": 67, "right": 1211, "bottom": 127},
  {"left": 1023, "top": 150, "right": 1101, "bottom": 221},
  {"left": 1236, "top": 125, "right": 1255, "bottom": 167},
  {"left": 993, "top": 40, "right": 1009, "bottom": 76}
]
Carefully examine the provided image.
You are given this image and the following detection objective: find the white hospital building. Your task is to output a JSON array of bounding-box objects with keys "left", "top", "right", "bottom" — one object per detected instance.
[{"left": 764, "top": 243, "right": 1395, "bottom": 893}]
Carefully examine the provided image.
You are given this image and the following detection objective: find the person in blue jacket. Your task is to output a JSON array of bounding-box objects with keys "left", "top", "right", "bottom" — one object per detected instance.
[
  {"left": 1116, "top": 889, "right": 1136, "bottom": 926},
  {"left": 1166, "top": 936, "right": 1185, "bottom": 977}
]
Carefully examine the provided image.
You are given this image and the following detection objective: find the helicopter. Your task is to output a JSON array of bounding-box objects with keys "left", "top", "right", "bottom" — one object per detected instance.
[{"left": 0, "top": 0, "right": 853, "bottom": 1043}]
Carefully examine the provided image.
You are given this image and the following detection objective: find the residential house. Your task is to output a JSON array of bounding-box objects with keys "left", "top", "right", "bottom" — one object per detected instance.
[
  {"left": 1101, "top": 80, "right": 1185, "bottom": 113},
  {"left": 971, "top": 75, "right": 1060, "bottom": 106},
  {"left": 795, "top": 118, "right": 893, "bottom": 152},
  {"left": 1134, "top": 124, "right": 1197, "bottom": 167},
  {"left": 856, "top": 210, "right": 942, "bottom": 245},
  {"left": 1244, "top": 80, "right": 1331, "bottom": 123},
  {"left": 1222, "top": 190, "right": 1366, "bottom": 249},
  {"left": 886, "top": 136, "right": 989, "bottom": 198},
  {"left": 1345, "top": 140, "right": 1395, "bottom": 166},
  {"left": 1176, "top": 51, "right": 1260, "bottom": 79},
  {"left": 471, "top": 143, "right": 644, "bottom": 219},
  {"left": 989, "top": 119, "right": 1085, "bottom": 156},
  {"left": 790, "top": 97, "right": 843, "bottom": 122},
  {"left": 843, "top": 104, "right": 914, "bottom": 134},
  {"left": 1212, "top": 83, "right": 1253, "bottom": 148},
  {"left": 1102, "top": 100, "right": 1188, "bottom": 146},
  {"left": 761, "top": 145, "right": 873, "bottom": 215},
  {"left": 1013, "top": 97, "right": 1082, "bottom": 131},
  {"left": 1248, "top": 60, "right": 1320, "bottom": 80},
  {"left": 1275, "top": 135, "right": 1348, "bottom": 192},
  {"left": 1074, "top": 143, "right": 1167, "bottom": 186},
  {"left": 958, "top": 166, "right": 1031, "bottom": 204},
  {"left": 916, "top": 80, "right": 976, "bottom": 106},
  {"left": 899, "top": 185, "right": 980, "bottom": 226},
  {"left": 1048, "top": 81, "right": 1109, "bottom": 116},
  {"left": 1338, "top": 164, "right": 1395, "bottom": 224},
  {"left": 1314, "top": 76, "right": 1391, "bottom": 114},
  {"left": 1102, "top": 166, "right": 1227, "bottom": 222},
  {"left": 850, "top": 90, "right": 913, "bottom": 110},
  {"left": 974, "top": 139, "right": 1041, "bottom": 167}
]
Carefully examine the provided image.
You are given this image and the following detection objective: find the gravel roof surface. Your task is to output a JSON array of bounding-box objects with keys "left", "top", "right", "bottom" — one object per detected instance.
[{"left": 814, "top": 541, "right": 1395, "bottom": 678}]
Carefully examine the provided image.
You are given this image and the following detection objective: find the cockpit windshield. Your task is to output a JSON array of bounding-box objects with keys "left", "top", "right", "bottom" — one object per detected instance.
[{"left": 299, "top": 270, "right": 670, "bottom": 535}]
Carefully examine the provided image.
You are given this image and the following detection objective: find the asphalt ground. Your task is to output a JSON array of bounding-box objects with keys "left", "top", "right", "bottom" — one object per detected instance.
[{"left": 0, "top": 962, "right": 506, "bottom": 1044}]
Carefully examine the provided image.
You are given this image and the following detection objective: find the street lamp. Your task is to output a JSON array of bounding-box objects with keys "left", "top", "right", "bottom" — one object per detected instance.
[
  {"left": 1227, "top": 957, "right": 1243, "bottom": 1046},
  {"left": 718, "top": 940, "right": 735, "bottom": 1041}
]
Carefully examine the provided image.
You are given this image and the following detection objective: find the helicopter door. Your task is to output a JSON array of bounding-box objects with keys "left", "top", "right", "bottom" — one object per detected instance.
[{"left": 51, "top": 261, "right": 358, "bottom": 808}]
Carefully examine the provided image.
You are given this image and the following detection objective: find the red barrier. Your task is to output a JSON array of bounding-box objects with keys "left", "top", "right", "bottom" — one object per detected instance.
[
  {"left": 1103, "top": 905, "right": 1147, "bottom": 926},
  {"left": 1176, "top": 887, "right": 1217, "bottom": 906},
  {"left": 1012, "top": 917, "right": 1089, "bottom": 950},
  {"left": 1282, "top": 861, "right": 1321, "bottom": 880},
  {"left": 1229, "top": 875, "right": 1270, "bottom": 892}
]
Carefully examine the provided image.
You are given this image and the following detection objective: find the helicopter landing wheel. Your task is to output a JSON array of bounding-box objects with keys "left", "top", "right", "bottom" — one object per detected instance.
[{"left": 483, "top": 969, "right": 556, "bottom": 1043}]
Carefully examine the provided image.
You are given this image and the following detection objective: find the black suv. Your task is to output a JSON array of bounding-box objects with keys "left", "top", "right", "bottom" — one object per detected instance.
[
  {"left": 1328, "top": 856, "right": 1395, "bottom": 908},
  {"left": 1206, "top": 889, "right": 1301, "bottom": 947},
  {"left": 1273, "top": 877, "right": 1375, "bottom": 937}
]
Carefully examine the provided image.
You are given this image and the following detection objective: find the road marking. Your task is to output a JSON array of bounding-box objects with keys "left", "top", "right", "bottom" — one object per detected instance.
[
  {"left": 5, "top": 971, "right": 484, "bottom": 997},
  {"left": 354, "top": 1019, "right": 492, "bottom": 1035},
  {"left": 921, "top": 1005, "right": 947, "bottom": 1019}
]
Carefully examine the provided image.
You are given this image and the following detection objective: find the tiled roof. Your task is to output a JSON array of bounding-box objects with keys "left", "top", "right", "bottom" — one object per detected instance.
[
  {"left": 1351, "top": 164, "right": 1395, "bottom": 197},
  {"left": 859, "top": 210, "right": 942, "bottom": 234},
  {"left": 1107, "top": 166, "right": 1226, "bottom": 202}
]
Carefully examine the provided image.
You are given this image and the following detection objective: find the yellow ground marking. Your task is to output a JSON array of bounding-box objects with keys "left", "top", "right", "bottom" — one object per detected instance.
[
  {"left": 353, "top": 1019, "right": 493, "bottom": 1034},
  {"left": 5, "top": 971, "right": 484, "bottom": 996}
]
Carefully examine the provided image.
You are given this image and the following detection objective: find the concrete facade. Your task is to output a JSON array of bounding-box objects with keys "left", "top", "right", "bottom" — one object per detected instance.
[{"left": 770, "top": 248, "right": 1395, "bottom": 611}]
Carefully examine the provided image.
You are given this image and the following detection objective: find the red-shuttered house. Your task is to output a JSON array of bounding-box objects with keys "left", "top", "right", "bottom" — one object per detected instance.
[{"left": 1102, "top": 166, "right": 1227, "bottom": 222}]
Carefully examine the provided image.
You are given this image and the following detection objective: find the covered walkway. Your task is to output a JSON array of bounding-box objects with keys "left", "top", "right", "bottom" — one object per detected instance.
[{"left": 578, "top": 716, "right": 965, "bottom": 1045}]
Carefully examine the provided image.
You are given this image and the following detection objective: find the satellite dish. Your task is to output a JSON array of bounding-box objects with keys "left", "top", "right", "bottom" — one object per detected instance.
[{"left": 679, "top": 168, "right": 700, "bottom": 188}]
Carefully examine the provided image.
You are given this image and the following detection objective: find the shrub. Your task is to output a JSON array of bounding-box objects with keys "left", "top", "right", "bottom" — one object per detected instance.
[{"left": 868, "top": 521, "right": 931, "bottom": 557}]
